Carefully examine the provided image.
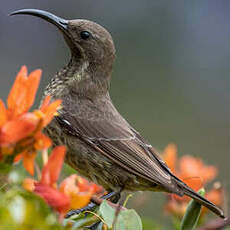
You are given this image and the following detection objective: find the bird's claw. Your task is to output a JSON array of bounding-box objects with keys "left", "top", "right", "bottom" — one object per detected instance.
[
  {"left": 65, "top": 191, "right": 120, "bottom": 218},
  {"left": 65, "top": 202, "right": 96, "bottom": 218}
]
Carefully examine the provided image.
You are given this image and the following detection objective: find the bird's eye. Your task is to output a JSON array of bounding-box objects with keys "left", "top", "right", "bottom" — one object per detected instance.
[{"left": 80, "top": 31, "right": 91, "bottom": 40}]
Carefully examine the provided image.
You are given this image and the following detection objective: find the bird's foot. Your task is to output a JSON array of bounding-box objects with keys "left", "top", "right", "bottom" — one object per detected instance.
[
  {"left": 65, "top": 191, "right": 120, "bottom": 218},
  {"left": 65, "top": 202, "right": 96, "bottom": 218}
]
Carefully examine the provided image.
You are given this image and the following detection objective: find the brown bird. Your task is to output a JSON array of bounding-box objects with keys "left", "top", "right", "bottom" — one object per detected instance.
[{"left": 11, "top": 9, "right": 224, "bottom": 218}]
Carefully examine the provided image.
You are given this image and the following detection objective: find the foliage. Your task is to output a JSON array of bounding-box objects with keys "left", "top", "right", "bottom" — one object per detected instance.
[
  {"left": 0, "top": 66, "right": 227, "bottom": 229},
  {"left": 98, "top": 200, "right": 142, "bottom": 230},
  {"left": 0, "top": 187, "right": 70, "bottom": 230},
  {"left": 180, "top": 188, "right": 205, "bottom": 230}
]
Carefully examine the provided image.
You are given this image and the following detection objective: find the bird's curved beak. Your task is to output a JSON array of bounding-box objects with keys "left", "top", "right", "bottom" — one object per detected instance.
[{"left": 10, "top": 9, "right": 69, "bottom": 35}]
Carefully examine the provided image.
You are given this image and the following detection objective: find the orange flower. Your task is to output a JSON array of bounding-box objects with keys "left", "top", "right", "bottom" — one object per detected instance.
[
  {"left": 0, "top": 66, "right": 61, "bottom": 175},
  {"left": 7, "top": 66, "right": 41, "bottom": 119},
  {"left": 34, "top": 183, "right": 70, "bottom": 216},
  {"left": 23, "top": 146, "right": 70, "bottom": 216},
  {"left": 178, "top": 156, "right": 217, "bottom": 190},
  {"left": 162, "top": 143, "right": 223, "bottom": 218},
  {"left": 40, "top": 146, "right": 66, "bottom": 186},
  {"left": 0, "top": 112, "right": 38, "bottom": 146},
  {"left": 162, "top": 143, "right": 217, "bottom": 194},
  {"left": 23, "top": 146, "right": 102, "bottom": 218},
  {"left": 18, "top": 96, "right": 61, "bottom": 175},
  {"left": 0, "top": 66, "right": 41, "bottom": 145},
  {"left": 39, "top": 95, "right": 61, "bottom": 127},
  {"left": 60, "top": 175, "right": 104, "bottom": 210},
  {"left": 15, "top": 150, "right": 37, "bottom": 176},
  {"left": 164, "top": 184, "right": 224, "bottom": 218}
]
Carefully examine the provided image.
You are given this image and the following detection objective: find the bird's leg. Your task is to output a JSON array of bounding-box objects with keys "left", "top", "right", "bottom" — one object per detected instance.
[
  {"left": 84, "top": 191, "right": 122, "bottom": 230},
  {"left": 65, "top": 191, "right": 120, "bottom": 218},
  {"left": 109, "top": 192, "right": 121, "bottom": 203}
]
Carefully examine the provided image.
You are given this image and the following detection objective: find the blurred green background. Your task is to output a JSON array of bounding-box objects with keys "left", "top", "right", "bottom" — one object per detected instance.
[{"left": 1, "top": 0, "right": 230, "bottom": 226}]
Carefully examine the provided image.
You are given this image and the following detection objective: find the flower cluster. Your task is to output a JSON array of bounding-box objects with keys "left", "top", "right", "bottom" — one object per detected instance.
[
  {"left": 23, "top": 146, "right": 103, "bottom": 219},
  {"left": 0, "top": 66, "right": 103, "bottom": 218},
  {"left": 0, "top": 66, "right": 61, "bottom": 174},
  {"left": 162, "top": 144, "right": 224, "bottom": 218}
]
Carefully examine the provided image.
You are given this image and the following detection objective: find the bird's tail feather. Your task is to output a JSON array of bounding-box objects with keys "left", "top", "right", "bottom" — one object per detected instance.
[{"left": 175, "top": 179, "right": 225, "bottom": 218}]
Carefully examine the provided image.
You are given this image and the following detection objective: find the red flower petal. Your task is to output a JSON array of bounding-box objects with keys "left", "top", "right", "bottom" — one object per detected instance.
[
  {"left": 41, "top": 146, "right": 66, "bottom": 185},
  {"left": 59, "top": 175, "right": 94, "bottom": 210},
  {"left": 34, "top": 182, "right": 70, "bottom": 213}
]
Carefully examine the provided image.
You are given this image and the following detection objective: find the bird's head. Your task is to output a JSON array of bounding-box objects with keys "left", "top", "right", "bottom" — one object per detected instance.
[{"left": 10, "top": 9, "right": 116, "bottom": 79}]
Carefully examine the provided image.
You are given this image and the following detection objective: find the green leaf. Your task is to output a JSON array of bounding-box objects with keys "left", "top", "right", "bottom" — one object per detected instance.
[
  {"left": 99, "top": 200, "right": 115, "bottom": 228},
  {"left": 115, "top": 209, "right": 142, "bottom": 230},
  {"left": 180, "top": 188, "right": 205, "bottom": 230},
  {"left": 0, "top": 188, "right": 70, "bottom": 230},
  {"left": 99, "top": 201, "right": 142, "bottom": 230}
]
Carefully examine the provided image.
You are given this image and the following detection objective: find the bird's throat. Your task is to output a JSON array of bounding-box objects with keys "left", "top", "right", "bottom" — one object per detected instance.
[{"left": 44, "top": 57, "right": 110, "bottom": 100}]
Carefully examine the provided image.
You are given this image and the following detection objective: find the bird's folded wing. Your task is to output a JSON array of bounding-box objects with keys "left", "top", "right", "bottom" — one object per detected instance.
[{"left": 55, "top": 112, "right": 175, "bottom": 189}]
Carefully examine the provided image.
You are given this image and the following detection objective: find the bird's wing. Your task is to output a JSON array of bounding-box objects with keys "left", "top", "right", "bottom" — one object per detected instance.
[{"left": 55, "top": 99, "right": 175, "bottom": 190}]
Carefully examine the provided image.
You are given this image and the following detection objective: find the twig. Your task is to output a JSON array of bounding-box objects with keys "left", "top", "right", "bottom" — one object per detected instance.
[
  {"left": 42, "top": 149, "right": 48, "bottom": 165},
  {"left": 112, "top": 201, "right": 122, "bottom": 228},
  {"left": 90, "top": 195, "right": 126, "bottom": 211},
  {"left": 84, "top": 210, "right": 106, "bottom": 225},
  {"left": 198, "top": 217, "right": 230, "bottom": 230},
  {"left": 90, "top": 195, "right": 103, "bottom": 205}
]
